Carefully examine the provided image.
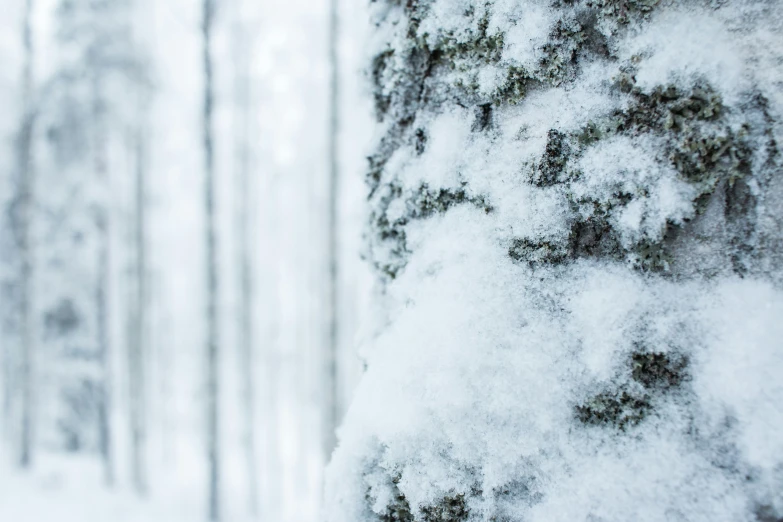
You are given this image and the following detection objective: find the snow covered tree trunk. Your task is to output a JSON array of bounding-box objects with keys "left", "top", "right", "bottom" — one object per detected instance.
[
  {"left": 13, "top": 0, "right": 36, "bottom": 470},
  {"left": 323, "top": 0, "right": 342, "bottom": 462},
  {"left": 92, "top": 75, "right": 114, "bottom": 486},
  {"left": 42, "top": 0, "right": 142, "bottom": 467},
  {"left": 202, "top": 0, "right": 221, "bottom": 519},
  {"left": 125, "top": 0, "right": 150, "bottom": 496},
  {"left": 128, "top": 102, "right": 148, "bottom": 495},
  {"left": 325, "top": 1, "right": 783, "bottom": 521}
]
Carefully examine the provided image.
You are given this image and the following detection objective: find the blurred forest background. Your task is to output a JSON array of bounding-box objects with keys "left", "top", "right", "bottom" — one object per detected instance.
[{"left": 0, "top": 0, "right": 374, "bottom": 520}]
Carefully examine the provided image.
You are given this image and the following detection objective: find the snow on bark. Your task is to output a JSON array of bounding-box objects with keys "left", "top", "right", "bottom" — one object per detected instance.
[{"left": 325, "top": 0, "right": 783, "bottom": 521}]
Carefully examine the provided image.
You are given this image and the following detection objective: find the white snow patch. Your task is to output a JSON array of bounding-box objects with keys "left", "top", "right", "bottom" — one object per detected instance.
[
  {"left": 622, "top": 8, "right": 748, "bottom": 105},
  {"left": 497, "top": 0, "right": 554, "bottom": 69},
  {"left": 574, "top": 135, "right": 695, "bottom": 245}
]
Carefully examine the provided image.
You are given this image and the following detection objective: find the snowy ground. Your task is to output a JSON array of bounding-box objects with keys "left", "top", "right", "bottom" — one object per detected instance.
[
  {"left": 1, "top": 471, "right": 196, "bottom": 521},
  {"left": 0, "top": 453, "right": 217, "bottom": 522},
  {"left": 0, "top": 447, "right": 285, "bottom": 522}
]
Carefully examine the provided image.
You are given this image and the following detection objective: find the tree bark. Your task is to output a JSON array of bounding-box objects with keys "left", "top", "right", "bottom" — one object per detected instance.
[
  {"left": 15, "top": 0, "right": 36, "bottom": 470},
  {"left": 324, "top": 1, "right": 783, "bottom": 520},
  {"left": 202, "top": 0, "right": 220, "bottom": 519},
  {"left": 128, "top": 112, "right": 148, "bottom": 495},
  {"left": 323, "top": 0, "right": 341, "bottom": 463},
  {"left": 92, "top": 76, "right": 114, "bottom": 486}
]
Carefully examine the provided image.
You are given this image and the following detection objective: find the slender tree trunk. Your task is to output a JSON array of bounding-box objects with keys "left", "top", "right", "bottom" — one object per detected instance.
[
  {"left": 202, "top": 0, "right": 220, "bottom": 519},
  {"left": 128, "top": 116, "right": 148, "bottom": 495},
  {"left": 16, "top": 0, "right": 36, "bottom": 470},
  {"left": 95, "top": 219, "right": 112, "bottom": 486},
  {"left": 92, "top": 76, "right": 114, "bottom": 487},
  {"left": 232, "top": 14, "right": 259, "bottom": 517},
  {"left": 237, "top": 109, "right": 259, "bottom": 520},
  {"left": 2, "top": 320, "right": 11, "bottom": 443},
  {"left": 264, "top": 175, "right": 283, "bottom": 521},
  {"left": 124, "top": 0, "right": 148, "bottom": 495},
  {"left": 323, "top": 0, "right": 341, "bottom": 462}
]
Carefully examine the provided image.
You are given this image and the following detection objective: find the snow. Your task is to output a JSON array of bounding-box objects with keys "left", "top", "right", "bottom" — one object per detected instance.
[
  {"left": 330, "top": 234, "right": 783, "bottom": 519},
  {"left": 695, "top": 280, "right": 783, "bottom": 474},
  {"left": 418, "top": 0, "right": 475, "bottom": 42},
  {"left": 496, "top": 0, "right": 555, "bottom": 70},
  {"left": 622, "top": 7, "right": 749, "bottom": 106},
  {"left": 0, "top": 453, "right": 216, "bottom": 522},
  {"left": 573, "top": 135, "right": 696, "bottom": 245}
]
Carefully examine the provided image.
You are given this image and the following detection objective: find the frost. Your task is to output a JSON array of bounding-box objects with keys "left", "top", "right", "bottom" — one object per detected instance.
[
  {"left": 497, "top": 0, "right": 553, "bottom": 70},
  {"left": 401, "top": 110, "right": 472, "bottom": 190},
  {"left": 573, "top": 135, "right": 695, "bottom": 245},
  {"left": 695, "top": 281, "right": 783, "bottom": 474},
  {"left": 418, "top": 0, "right": 476, "bottom": 45},
  {"left": 622, "top": 8, "right": 749, "bottom": 105}
]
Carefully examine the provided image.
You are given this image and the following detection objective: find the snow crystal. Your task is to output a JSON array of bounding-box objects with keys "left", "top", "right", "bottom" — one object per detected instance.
[
  {"left": 621, "top": 7, "right": 748, "bottom": 105},
  {"left": 496, "top": 0, "right": 554, "bottom": 70},
  {"left": 574, "top": 135, "right": 696, "bottom": 245}
]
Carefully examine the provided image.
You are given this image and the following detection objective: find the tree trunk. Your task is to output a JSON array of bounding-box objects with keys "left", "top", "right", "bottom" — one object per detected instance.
[
  {"left": 202, "top": 0, "right": 220, "bottom": 519},
  {"left": 92, "top": 77, "right": 113, "bottom": 486},
  {"left": 15, "top": 0, "right": 36, "bottom": 470},
  {"left": 325, "top": 1, "right": 783, "bottom": 521},
  {"left": 323, "top": 0, "right": 341, "bottom": 463},
  {"left": 128, "top": 114, "right": 148, "bottom": 495}
]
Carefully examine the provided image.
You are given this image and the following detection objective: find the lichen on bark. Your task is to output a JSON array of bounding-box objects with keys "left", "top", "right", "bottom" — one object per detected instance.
[{"left": 576, "top": 350, "right": 689, "bottom": 430}]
